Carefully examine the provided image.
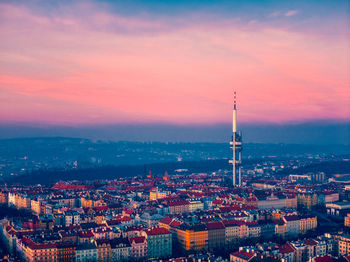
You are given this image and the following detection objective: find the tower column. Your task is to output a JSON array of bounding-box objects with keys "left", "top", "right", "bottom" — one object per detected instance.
[{"left": 230, "top": 92, "right": 242, "bottom": 186}]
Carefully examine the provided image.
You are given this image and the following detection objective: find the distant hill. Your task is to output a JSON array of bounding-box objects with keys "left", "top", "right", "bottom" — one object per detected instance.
[
  {"left": 0, "top": 121, "right": 349, "bottom": 144},
  {"left": 5, "top": 159, "right": 231, "bottom": 185},
  {"left": 6, "top": 158, "right": 350, "bottom": 185},
  {"left": 0, "top": 137, "right": 350, "bottom": 175},
  {"left": 276, "top": 160, "right": 350, "bottom": 177},
  {"left": 0, "top": 137, "right": 349, "bottom": 177}
]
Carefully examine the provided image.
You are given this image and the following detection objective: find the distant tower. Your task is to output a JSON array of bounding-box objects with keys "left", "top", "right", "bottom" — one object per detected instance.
[
  {"left": 163, "top": 171, "right": 169, "bottom": 181},
  {"left": 229, "top": 92, "right": 243, "bottom": 186}
]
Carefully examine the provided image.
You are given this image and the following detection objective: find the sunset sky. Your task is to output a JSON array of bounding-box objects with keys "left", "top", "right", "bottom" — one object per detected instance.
[{"left": 0, "top": 0, "right": 349, "bottom": 125}]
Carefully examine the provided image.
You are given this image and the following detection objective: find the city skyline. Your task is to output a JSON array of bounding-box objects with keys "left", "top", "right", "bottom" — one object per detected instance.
[{"left": 1, "top": 0, "right": 349, "bottom": 125}]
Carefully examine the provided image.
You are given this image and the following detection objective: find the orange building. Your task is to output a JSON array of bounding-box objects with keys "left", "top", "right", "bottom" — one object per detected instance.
[
  {"left": 20, "top": 237, "right": 57, "bottom": 262},
  {"left": 0, "top": 191, "right": 8, "bottom": 204},
  {"left": 96, "top": 239, "right": 111, "bottom": 262},
  {"left": 176, "top": 224, "right": 208, "bottom": 251},
  {"left": 345, "top": 213, "right": 350, "bottom": 227},
  {"left": 56, "top": 242, "right": 76, "bottom": 262},
  {"left": 80, "top": 198, "right": 93, "bottom": 208},
  {"left": 95, "top": 214, "right": 105, "bottom": 224},
  {"left": 338, "top": 235, "right": 350, "bottom": 256}
]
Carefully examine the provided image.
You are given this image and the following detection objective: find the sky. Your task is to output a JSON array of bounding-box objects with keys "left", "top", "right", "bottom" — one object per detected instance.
[{"left": 0, "top": 0, "right": 349, "bottom": 125}]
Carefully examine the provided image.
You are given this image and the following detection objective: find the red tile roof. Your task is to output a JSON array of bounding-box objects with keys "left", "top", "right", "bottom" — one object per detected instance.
[
  {"left": 314, "top": 255, "right": 333, "bottom": 262},
  {"left": 22, "top": 237, "right": 56, "bottom": 250},
  {"left": 279, "top": 243, "right": 295, "bottom": 254},
  {"left": 167, "top": 200, "right": 190, "bottom": 207},
  {"left": 52, "top": 184, "right": 87, "bottom": 190},
  {"left": 246, "top": 221, "right": 258, "bottom": 226},
  {"left": 145, "top": 227, "right": 171, "bottom": 236},
  {"left": 303, "top": 239, "right": 318, "bottom": 246},
  {"left": 231, "top": 251, "right": 256, "bottom": 261},
  {"left": 212, "top": 199, "right": 224, "bottom": 205},
  {"left": 169, "top": 220, "right": 182, "bottom": 228},
  {"left": 123, "top": 207, "right": 134, "bottom": 215},
  {"left": 284, "top": 215, "right": 299, "bottom": 222},
  {"left": 206, "top": 221, "right": 225, "bottom": 230},
  {"left": 79, "top": 230, "right": 94, "bottom": 238},
  {"left": 159, "top": 216, "right": 173, "bottom": 225},
  {"left": 129, "top": 236, "right": 146, "bottom": 244},
  {"left": 115, "top": 215, "right": 132, "bottom": 222},
  {"left": 222, "top": 219, "right": 246, "bottom": 227}
]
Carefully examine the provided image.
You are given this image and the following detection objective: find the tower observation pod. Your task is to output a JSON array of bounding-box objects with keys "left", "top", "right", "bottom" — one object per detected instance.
[{"left": 229, "top": 92, "right": 243, "bottom": 186}]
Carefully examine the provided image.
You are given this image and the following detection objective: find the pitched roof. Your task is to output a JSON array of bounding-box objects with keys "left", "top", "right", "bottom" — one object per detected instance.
[
  {"left": 129, "top": 236, "right": 146, "bottom": 244},
  {"left": 314, "top": 255, "right": 333, "bottom": 262},
  {"left": 206, "top": 221, "right": 225, "bottom": 230},
  {"left": 159, "top": 216, "right": 173, "bottom": 225},
  {"left": 284, "top": 215, "right": 299, "bottom": 222},
  {"left": 145, "top": 227, "right": 171, "bottom": 236},
  {"left": 231, "top": 251, "right": 256, "bottom": 261},
  {"left": 303, "top": 239, "right": 318, "bottom": 246},
  {"left": 169, "top": 219, "right": 182, "bottom": 228},
  {"left": 22, "top": 237, "right": 56, "bottom": 250},
  {"left": 78, "top": 230, "right": 94, "bottom": 238},
  {"left": 167, "top": 200, "right": 190, "bottom": 207},
  {"left": 110, "top": 238, "right": 131, "bottom": 249},
  {"left": 212, "top": 199, "right": 224, "bottom": 205},
  {"left": 279, "top": 243, "right": 295, "bottom": 254}
]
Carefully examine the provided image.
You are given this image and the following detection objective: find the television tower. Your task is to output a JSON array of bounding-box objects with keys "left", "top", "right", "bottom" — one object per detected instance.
[{"left": 229, "top": 92, "right": 243, "bottom": 186}]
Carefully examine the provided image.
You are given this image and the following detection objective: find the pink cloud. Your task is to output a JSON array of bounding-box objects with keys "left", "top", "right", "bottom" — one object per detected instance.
[
  {"left": 0, "top": 3, "right": 349, "bottom": 125},
  {"left": 285, "top": 10, "right": 299, "bottom": 17}
]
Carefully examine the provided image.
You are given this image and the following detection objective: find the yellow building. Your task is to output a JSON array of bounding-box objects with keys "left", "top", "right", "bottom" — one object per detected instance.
[
  {"left": 31, "top": 200, "right": 41, "bottom": 215},
  {"left": 14, "top": 194, "right": 31, "bottom": 209},
  {"left": 149, "top": 189, "right": 168, "bottom": 201},
  {"left": 300, "top": 216, "right": 317, "bottom": 234},
  {"left": 286, "top": 195, "right": 298, "bottom": 209},
  {"left": 176, "top": 224, "right": 208, "bottom": 251},
  {"left": 275, "top": 220, "right": 286, "bottom": 238},
  {"left": 297, "top": 193, "right": 318, "bottom": 210},
  {"left": 223, "top": 221, "right": 240, "bottom": 244}
]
